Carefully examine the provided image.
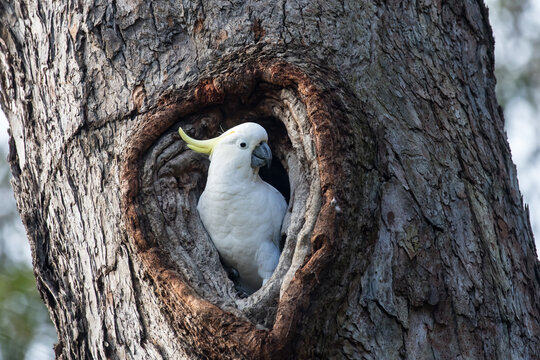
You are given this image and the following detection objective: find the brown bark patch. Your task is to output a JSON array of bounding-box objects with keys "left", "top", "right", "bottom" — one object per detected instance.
[
  {"left": 252, "top": 19, "right": 266, "bottom": 42},
  {"left": 193, "top": 18, "right": 205, "bottom": 34},
  {"left": 132, "top": 83, "right": 146, "bottom": 111}
]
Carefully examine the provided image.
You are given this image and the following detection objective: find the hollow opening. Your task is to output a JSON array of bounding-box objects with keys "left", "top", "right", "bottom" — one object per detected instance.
[
  {"left": 139, "top": 81, "right": 320, "bottom": 328},
  {"left": 260, "top": 155, "right": 290, "bottom": 205}
]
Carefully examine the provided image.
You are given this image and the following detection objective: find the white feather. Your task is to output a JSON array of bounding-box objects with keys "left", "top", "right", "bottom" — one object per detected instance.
[{"left": 196, "top": 123, "right": 287, "bottom": 293}]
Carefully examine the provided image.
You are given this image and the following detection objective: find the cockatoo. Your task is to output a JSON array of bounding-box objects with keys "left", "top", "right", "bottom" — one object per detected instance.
[{"left": 178, "top": 122, "right": 287, "bottom": 294}]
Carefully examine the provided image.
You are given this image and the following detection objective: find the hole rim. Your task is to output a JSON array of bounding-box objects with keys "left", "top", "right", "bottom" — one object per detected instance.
[{"left": 120, "top": 58, "right": 351, "bottom": 356}]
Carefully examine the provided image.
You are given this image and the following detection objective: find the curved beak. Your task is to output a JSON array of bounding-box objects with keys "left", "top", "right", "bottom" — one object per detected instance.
[{"left": 251, "top": 142, "right": 272, "bottom": 169}]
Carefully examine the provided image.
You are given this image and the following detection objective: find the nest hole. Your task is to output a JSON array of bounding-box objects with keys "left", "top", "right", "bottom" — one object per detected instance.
[
  {"left": 259, "top": 140, "right": 290, "bottom": 206},
  {"left": 140, "top": 82, "right": 320, "bottom": 328}
]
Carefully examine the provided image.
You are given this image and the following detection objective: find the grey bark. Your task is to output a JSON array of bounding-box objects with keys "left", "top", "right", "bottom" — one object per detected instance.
[{"left": 1, "top": 0, "right": 539, "bottom": 359}]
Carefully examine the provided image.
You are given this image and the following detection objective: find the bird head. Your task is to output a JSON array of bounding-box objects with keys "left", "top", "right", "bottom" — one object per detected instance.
[{"left": 179, "top": 122, "right": 273, "bottom": 173}]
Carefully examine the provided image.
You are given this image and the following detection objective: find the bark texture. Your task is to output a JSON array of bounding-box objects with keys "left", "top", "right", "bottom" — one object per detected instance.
[{"left": 1, "top": 0, "right": 540, "bottom": 359}]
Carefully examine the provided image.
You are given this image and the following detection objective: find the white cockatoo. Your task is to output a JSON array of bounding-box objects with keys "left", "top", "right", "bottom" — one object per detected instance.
[{"left": 178, "top": 122, "right": 287, "bottom": 293}]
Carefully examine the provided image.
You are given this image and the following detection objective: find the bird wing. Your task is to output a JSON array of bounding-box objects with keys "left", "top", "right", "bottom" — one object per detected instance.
[{"left": 265, "top": 182, "right": 287, "bottom": 250}]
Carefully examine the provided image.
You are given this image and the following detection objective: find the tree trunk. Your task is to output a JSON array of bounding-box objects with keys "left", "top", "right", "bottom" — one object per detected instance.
[{"left": 1, "top": 0, "right": 539, "bottom": 358}]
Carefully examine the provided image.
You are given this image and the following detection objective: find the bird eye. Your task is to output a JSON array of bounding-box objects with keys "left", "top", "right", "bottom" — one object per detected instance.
[{"left": 240, "top": 142, "right": 247, "bottom": 148}]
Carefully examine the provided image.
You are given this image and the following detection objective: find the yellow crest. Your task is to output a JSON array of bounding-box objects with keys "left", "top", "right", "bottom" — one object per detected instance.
[{"left": 178, "top": 128, "right": 233, "bottom": 155}]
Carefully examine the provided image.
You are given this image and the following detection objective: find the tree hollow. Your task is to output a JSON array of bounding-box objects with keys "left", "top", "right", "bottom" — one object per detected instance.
[
  {"left": 120, "top": 59, "right": 352, "bottom": 356},
  {"left": 139, "top": 82, "right": 320, "bottom": 327}
]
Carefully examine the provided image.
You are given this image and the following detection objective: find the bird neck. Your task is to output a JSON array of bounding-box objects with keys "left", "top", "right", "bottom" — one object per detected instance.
[{"left": 206, "top": 158, "right": 260, "bottom": 189}]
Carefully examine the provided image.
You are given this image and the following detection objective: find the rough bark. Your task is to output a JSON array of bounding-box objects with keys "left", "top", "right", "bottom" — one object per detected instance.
[{"left": 1, "top": 0, "right": 539, "bottom": 359}]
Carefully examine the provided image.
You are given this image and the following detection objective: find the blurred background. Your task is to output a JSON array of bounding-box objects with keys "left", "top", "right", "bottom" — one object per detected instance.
[
  {"left": 0, "top": 1, "right": 539, "bottom": 358},
  {"left": 0, "top": 121, "right": 57, "bottom": 357}
]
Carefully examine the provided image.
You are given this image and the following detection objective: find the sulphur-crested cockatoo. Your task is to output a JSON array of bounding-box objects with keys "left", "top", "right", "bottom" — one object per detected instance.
[{"left": 178, "top": 122, "right": 287, "bottom": 293}]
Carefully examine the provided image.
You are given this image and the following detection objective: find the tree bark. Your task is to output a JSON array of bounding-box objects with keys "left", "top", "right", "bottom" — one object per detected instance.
[{"left": 1, "top": 0, "right": 539, "bottom": 359}]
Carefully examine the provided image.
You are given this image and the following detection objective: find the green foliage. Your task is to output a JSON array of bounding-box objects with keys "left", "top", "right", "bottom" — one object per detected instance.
[
  {"left": 0, "top": 265, "right": 55, "bottom": 360},
  {"left": 0, "top": 135, "right": 56, "bottom": 359},
  {"left": 487, "top": 0, "right": 540, "bottom": 110}
]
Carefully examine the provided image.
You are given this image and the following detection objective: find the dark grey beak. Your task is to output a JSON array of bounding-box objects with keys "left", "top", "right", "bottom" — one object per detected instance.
[{"left": 251, "top": 142, "right": 272, "bottom": 169}]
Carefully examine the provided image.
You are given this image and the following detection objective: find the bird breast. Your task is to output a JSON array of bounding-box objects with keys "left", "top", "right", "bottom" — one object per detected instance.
[{"left": 197, "top": 180, "right": 285, "bottom": 287}]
